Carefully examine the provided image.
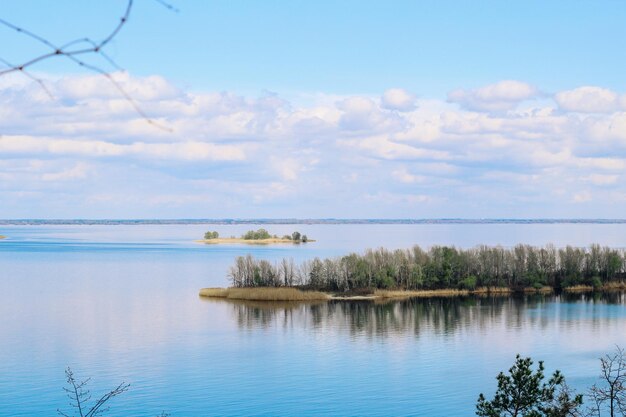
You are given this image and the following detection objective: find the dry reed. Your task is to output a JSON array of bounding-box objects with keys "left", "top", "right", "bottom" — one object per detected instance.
[
  {"left": 472, "top": 287, "right": 513, "bottom": 294},
  {"left": 602, "top": 281, "right": 626, "bottom": 290},
  {"left": 564, "top": 282, "right": 626, "bottom": 292},
  {"left": 374, "top": 289, "right": 470, "bottom": 298},
  {"left": 563, "top": 285, "right": 594, "bottom": 293},
  {"left": 523, "top": 286, "right": 554, "bottom": 294},
  {"left": 199, "top": 287, "right": 330, "bottom": 301}
]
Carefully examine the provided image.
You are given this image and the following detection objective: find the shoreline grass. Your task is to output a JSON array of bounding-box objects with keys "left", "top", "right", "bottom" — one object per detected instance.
[
  {"left": 199, "top": 285, "right": 587, "bottom": 302},
  {"left": 374, "top": 289, "right": 470, "bottom": 298},
  {"left": 523, "top": 286, "right": 554, "bottom": 294},
  {"left": 199, "top": 287, "right": 330, "bottom": 301},
  {"left": 564, "top": 282, "right": 626, "bottom": 293},
  {"left": 562, "top": 285, "right": 594, "bottom": 293},
  {"left": 472, "top": 286, "right": 513, "bottom": 294}
]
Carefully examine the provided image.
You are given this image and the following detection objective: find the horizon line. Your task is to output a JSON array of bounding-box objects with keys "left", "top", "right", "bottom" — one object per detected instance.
[{"left": 2, "top": 218, "right": 626, "bottom": 225}]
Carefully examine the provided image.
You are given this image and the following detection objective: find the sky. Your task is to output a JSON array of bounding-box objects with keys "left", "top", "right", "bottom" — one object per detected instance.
[{"left": 1, "top": 0, "right": 626, "bottom": 218}]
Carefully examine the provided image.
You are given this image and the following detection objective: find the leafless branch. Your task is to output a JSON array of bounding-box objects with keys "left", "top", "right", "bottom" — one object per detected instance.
[
  {"left": 585, "top": 346, "right": 626, "bottom": 417},
  {"left": 57, "top": 367, "right": 130, "bottom": 417},
  {"left": 0, "top": 0, "right": 177, "bottom": 130}
]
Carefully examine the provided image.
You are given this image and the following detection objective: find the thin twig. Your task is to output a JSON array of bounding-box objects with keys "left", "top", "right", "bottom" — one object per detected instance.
[{"left": 0, "top": 0, "right": 176, "bottom": 130}]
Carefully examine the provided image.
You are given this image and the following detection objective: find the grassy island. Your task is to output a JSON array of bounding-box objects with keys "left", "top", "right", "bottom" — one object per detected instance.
[
  {"left": 197, "top": 228, "right": 314, "bottom": 245},
  {"left": 200, "top": 244, "right": 626, "bottom": 301}
]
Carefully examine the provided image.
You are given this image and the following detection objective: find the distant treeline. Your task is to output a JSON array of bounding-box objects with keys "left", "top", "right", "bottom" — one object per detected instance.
[
  {"left": 5, "top": 219, "right": 626, "bottom": 225},
  {"left": 228, "top": 244, "right": 626, "bottom": 291}
]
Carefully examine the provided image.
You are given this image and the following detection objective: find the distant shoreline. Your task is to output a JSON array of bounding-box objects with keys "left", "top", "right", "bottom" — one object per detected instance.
[
  {"left": 196, "top": 238, "right": 316, "bottom": 245},
  {"left": 2, "top": 218, "right": 626, "bottom": 225},
  {"left": 0, "top": 235, "right": 5, "bottom": 239}
]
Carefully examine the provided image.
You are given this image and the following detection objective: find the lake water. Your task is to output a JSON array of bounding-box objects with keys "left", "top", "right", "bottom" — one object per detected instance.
[{"left": 1, "top": 223, "right": 626, "bottom": 416}]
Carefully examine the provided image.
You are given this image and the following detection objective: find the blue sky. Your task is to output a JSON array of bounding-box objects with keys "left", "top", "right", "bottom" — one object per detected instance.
[{"left": 1, "top": 0, "right": 626, "bottom": 218}]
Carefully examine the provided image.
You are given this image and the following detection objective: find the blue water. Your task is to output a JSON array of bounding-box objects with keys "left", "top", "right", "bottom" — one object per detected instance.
[{"left": 1, "top": 224, "right": 626, "bottom": 416}]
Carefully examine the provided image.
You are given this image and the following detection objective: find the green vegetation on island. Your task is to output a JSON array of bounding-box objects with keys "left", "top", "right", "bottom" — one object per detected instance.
[
  {"left": 225, "top": 244, "right": 626, "bottom": 294},
  {"left": 204, "top": 231, "right": 219, "bottom": 239},
  {"left": 200, "top": 228, "right": 311, "bottom": 244}
]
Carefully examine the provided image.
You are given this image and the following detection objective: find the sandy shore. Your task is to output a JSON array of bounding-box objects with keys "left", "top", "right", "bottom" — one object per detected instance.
[
  {"left": 196, "top": 238, "right": 315, "bottom": 245},
  {"left": 0, "top": 235, "right": 6, "bottom": 240}
]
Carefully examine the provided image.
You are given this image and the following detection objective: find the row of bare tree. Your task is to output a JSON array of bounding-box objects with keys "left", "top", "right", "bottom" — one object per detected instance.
[{"left": 229, "top": 244, "right": 626, "bottom": 291}]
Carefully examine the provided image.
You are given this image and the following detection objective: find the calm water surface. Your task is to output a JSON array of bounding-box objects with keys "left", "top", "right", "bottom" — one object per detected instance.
[{"left": 1, "top": 224, "right": 626, "bottom": 416}]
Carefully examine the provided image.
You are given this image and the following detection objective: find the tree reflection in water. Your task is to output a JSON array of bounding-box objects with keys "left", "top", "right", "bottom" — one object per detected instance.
[{"left": 211, "top": 292, "right": 626, "bottom": 338}]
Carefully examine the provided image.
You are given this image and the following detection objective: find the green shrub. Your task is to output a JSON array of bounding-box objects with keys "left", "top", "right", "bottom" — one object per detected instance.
[
  {"left": 204, "top": 231, "right": 219, "bottom": 239},
  {"left": 459, "top": 275, "right": 477, "bottom": 290},
  {"left": 242, "top": 229, "right": 272, "bottom": 240},
  {"left": 591, "top": 276, "right": 603, "bottom": 289}
]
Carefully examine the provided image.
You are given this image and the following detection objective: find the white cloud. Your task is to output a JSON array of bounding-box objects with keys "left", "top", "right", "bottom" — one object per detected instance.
[
  {"left": 392, "top": 167, "right": 426, "bottom": 183},
  {"left": 573, "top": 191, "right": 592, "bottom": 203},
  {"left": 447, "top": 80, "right": 538, "bottom": 112},
  {"left": 339, "top": 135, "right": 450, "bottom": 161},
  {"left": 381, "top": 88, "right": 417, "bottom": 111},
  {"left": 581, "top": 174, "right": 619, "bottom": 185},
  {"left": 41, "top": 163, "right": 90, "bottom": 181},
  {"left": 272, "top": 157, "right": 301, "bottom": 181},
  {"left": 0, "top": 136, "right": 248, "bottom": 161},
  {"left": 2, "top": 73, "right": 626, "bottom": 217},
  {"left": 555, "top": 86, "right": 619, "bottom": 113},
  {"left": 337, "top": 96, "right": 404, "bottom": 133},
  {"left": 56, "top": 72, "right": 182, "bottom": 101}
]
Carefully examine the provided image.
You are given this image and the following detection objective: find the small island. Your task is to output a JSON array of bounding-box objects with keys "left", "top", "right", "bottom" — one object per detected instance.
[
  {"left": 0, "top": 235, "right": 6, "bottom": 240},
  {"left": 197, "top": 228, "right": 314, "bottom": 245},
  {"left": 200, "top": 243, "right": 626, "bottom": 301}
]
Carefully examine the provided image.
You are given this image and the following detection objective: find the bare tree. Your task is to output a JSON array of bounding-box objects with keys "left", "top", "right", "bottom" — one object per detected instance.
[
  {"left": 57, "top": 367, "right": 129, "bottom": 417},
  {"left": 586, "top": 347, "right": 626, "bottom": 417},
  {"left": 57, "top": 367, "right": 170, "bottom": 417},
  {"left": 281, "top": 258, "right": 296, "bottom": 286}
]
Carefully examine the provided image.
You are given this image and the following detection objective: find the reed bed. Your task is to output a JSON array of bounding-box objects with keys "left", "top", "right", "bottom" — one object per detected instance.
[
  {"left": 473, "top": 287, "right": 513, "bottom": 294},
  {"left": 198, "top": 288, "right": 230, "bottom": 297},
  {"left": 563, "top": 285, "right": 594, "bottom": 292},
  {"left": 199, "top": 287, "right": 330, "bottom": 301},
  {"left": 523, "top": 286, "right": 554, "bottom": 294},
  {"left": 603, "top": 281, "right": 626, "bottom": 290},
  {"left": 564, "top": 282, "right": 626, "bottom": 292},
  {"left": 375, "top": 289, "right": 470, "bottom": 298}
]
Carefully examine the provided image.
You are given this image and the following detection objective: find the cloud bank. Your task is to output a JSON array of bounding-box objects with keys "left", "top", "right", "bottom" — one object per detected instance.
[{"left": 1, "top": 73, "right": 626, "bottom": 218}]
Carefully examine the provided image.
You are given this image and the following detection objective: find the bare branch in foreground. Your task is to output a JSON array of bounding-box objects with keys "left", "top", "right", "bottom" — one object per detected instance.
[{"left": 0, "top": 0, "right": 176, "bottom": 130}]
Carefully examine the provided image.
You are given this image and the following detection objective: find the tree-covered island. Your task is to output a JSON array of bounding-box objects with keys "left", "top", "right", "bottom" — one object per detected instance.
[
  {"left": 200, "top": 243, "right": 626, "bottom": 301},
  {"left": 198, "top": 228, "right": 312, "bottom": 245}
]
